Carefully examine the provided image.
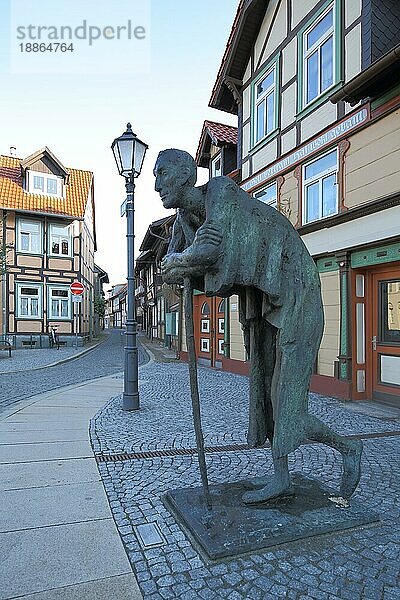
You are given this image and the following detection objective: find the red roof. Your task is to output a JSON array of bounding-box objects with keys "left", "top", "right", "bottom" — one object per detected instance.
[
  {"left": 195, "top": 120, "right": 238, "bottom": 167},
  {"left": 202, "top": 120, "right": 238, "bottom": 146},
  {"left": 0, "top": 154, "right": 93, "bottom": 219}
]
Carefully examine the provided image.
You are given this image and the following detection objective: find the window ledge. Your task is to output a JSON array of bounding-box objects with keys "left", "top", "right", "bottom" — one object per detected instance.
[
  {"left": 48, "top": 318, "right": 72, "bottom": 321},
  {"left": 16, "top": 251, "right": 43, "bottom": 257},
  {"left": 48, "top": 254, "right": 72, "bottom": 259},
  {"left": 297, "top": 81, "right": 343, "bottom": 121},
  {"left": 16, "top": 316, "right": 42, "bottom": 321},
  {"left": 249, "top": 128, "right": 279, "bottom": 156}
]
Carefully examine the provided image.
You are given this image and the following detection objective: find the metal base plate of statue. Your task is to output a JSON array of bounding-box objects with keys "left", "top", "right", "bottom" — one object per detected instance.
[{"left": 163, "top": 474, "right": 379, "bottom": 561}]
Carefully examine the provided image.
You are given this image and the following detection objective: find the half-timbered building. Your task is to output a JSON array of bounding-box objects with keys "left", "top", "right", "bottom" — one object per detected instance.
[
  {"left": 207, "top": 0, "right": 400, "bottom": 405},
  {"left": 0, "top": 147, "right": 96, "bottom": 347}
]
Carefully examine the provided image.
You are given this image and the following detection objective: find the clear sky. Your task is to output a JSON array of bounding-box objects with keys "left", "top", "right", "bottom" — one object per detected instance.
[{"left": 0, "top": 0, "right": 238, "bottom": 287}]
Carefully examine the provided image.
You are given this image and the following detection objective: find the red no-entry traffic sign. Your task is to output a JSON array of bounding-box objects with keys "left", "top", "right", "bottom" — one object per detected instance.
[{"left": 70, "top": 280, "right": 84, "bottom": 296}]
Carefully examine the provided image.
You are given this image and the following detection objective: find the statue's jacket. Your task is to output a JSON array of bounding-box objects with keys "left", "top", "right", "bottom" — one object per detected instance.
[{"left": 169, "top": 176, "right": 324, "bottom": 458}]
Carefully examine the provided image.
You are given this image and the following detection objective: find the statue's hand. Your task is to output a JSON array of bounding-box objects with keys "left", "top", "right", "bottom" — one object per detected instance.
[
  {"left": 195, "top": 224, "right": 223, "bottom": 248},
  {"left": 161, "top": 253, "right": 188, "bottom": 284}
]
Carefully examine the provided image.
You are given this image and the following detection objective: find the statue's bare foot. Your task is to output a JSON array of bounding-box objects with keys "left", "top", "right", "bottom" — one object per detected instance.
[
  {"left": 246, "top": 476, "right": 269, "bottom": 487},
  {"left": 340, "top": 440, "right": 363, "bottom": 498},
  {"left": 242, "top": 474, "right": 291, "bottom": 505}
]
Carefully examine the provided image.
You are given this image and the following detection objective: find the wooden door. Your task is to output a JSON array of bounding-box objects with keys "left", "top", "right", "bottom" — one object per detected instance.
[
  {"left": 371, "top": 267, "right": 400, "bottom": 406},
  {"left": 195, "top": 296, "right": 225, "bottom": 367}
]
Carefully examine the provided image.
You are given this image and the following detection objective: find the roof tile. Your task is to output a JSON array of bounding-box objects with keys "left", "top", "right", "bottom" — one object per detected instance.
[{"left": 0, "top": 154, "right": 93, "bottom": 219}]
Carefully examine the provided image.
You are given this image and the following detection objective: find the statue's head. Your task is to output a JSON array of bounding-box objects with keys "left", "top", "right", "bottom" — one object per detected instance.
[{"left": 154, "top": 149, "right": 197, "bottom": 209}]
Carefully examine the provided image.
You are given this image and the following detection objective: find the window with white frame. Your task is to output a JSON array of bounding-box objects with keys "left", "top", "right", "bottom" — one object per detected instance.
[
  {"left": 201, "top": 319, "right": 210, "bottom": 333},
  {"left": 17, "top": 283, "right": 42, "bottom": 318},
  {"left": 303, "top": 149, "right": 338, "bottom": 224},
  {"left": 48, "top": 286, "right": 71, "bottom": 319},
  {"left": 254, "top": 65, "right": 276, "bottom": 144},
  {"left": 49, "top": 223, "right": 71, "bottom": 256},
  {"left": 211, "top": 154, "right": 222, "bottom": 178},
  {"left": 218, "top": 339, "right": 224, "bottom": 355},
  {"left": 200, "top": 338, "right": 210, "bottom": 353},
  {"left": 303, "top": 5, "right": 335, "bottom": 106},
  {"left": 254, "top": 182, "right": 277, "bottom": 208},
  {"left": 17, "top": 219, "right": 42, "bottom": 254},
  {"left": 29, "top": 171, "right": 62, "bottom": 197}
]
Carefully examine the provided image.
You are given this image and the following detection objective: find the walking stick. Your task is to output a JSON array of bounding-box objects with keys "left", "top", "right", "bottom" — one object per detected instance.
[{"left": 183, "top": 276, "right": 212, "bottom": 510}]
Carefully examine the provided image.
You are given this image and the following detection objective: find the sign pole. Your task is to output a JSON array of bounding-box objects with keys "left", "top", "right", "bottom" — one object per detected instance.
[{"left": 70, "top": 280, "right": 84, "bottom": 349}]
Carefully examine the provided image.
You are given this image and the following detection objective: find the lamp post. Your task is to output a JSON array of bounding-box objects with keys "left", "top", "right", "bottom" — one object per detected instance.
[{"left": 111, "top": 123, "right": 148, "bottom": 410}]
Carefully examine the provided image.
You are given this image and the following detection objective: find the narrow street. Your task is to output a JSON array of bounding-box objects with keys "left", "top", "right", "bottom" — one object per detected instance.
[{"left": 0, "top": 329, "right": 148, "bottom": 414}]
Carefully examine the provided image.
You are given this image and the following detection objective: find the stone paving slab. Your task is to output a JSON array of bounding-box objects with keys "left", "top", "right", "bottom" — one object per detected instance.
[
  {"left": 0, "top": 430, "right": 89, "bottom": 445},
  {"left": 0, "top": 457, "right": 101, "bottom": 490},
  {"left": 0, "top": 422, "right": 87, "bottom": 432},
  {"left": 17, "top": 573, "right": 142, "bottom": 600},
  {"left": 91, "top": 359, "right": 400, "bottom": 600},
  {"left": 0, "top": 481, "right": 111, "bottom": 532},
  {"left": 0, "top": 518, "right": 132, "bottom": 599},
  {"left": 0, "top": 440, "right": 93, "bottom": 463}
]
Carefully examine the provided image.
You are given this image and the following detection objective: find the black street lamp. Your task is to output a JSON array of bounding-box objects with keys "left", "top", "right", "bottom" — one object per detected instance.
[{"left": 112, "top": 123, "right": 148, "bottom": 410}]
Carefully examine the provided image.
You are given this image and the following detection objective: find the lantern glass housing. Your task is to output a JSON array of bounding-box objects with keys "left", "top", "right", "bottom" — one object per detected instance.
[{"left": 111, "top": 123, "right": 148, "bottom": 178}]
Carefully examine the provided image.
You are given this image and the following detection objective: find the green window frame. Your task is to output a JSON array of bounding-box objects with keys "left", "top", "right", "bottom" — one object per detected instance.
[
  {"left": 250, "top": 56, "right": 280, "bottom": 150},
  {"left": 297, "top": 0, "right": 342, "bottom": 118}
]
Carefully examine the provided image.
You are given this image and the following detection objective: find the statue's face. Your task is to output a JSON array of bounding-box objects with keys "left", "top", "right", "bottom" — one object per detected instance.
[{"left": 154, "top": 156, "right": 190, "bottom": 209}]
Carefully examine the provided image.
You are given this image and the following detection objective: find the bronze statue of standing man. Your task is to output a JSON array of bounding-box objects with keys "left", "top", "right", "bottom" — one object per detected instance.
[{"left": 154, "top": 148, "right": 362, "bottom": 504}]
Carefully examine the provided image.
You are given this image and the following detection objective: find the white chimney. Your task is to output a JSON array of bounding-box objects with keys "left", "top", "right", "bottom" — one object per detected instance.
[{"left": 10, "top": 146, "right": 17, "bottom": 157}]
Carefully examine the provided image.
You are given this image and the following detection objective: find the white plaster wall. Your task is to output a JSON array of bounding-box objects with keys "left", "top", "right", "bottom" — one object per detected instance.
[
  {"left": 254, "top": 0, "right": 281, "bottom": 68},
  {"left": 242, "top": 122, "right": 251, "bottom": 159},
  {"left": 229, "top": 295, "right": 246, "bottom": 361},
  {"left": 242, "top": 160, "right": 250, "bottom": 180},
  {"left": 260, "top": 0, "right": 287, "bottom": 67},
  {"left": 291, "top": 0, "right": 318, "bottom": 28},
  {"left": 243, "top": 85, "right": 251, "bottom": 122},
  {"left": 345, "top": 24, "right": 362, "bottom": 83},
  {"left": 282, "top": 36, "right": 297, "bottom": 85},
  {"left": 281, "top": 82, "right": 297, "bottom": 130},
  {"left": 345, "top": 0, "right": 361, "bottom": 28},
  {"left": 300, "top": 101, "right": 337, "bottom": 142},
  {"left": 252, "top": 138, "right": 278, "bottom": 173},
  {"left": 281, "top": 127, "right": 296, "bottom": 155},
  {"left": 303, "top": 206, "right": 400, "bottom": 256}
]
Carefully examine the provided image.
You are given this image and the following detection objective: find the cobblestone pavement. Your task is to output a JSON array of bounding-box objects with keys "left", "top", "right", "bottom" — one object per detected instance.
[
  {"left": 91, "top": 360, "right": 400, "bottom": 600},
  {"left": 0, "top": 338, "right": 102, "bottom": 374},
  {"left": 0, "top": 329, "right": 148, "bottom": 413}
]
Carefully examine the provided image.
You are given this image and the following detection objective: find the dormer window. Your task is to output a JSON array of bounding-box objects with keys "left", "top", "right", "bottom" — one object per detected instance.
[
  {"left": 211, "top": 154, "right": 222, "bottom": 178},
  {"left": 28, "top": 171, "right": 62, "bottom": 197}
]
